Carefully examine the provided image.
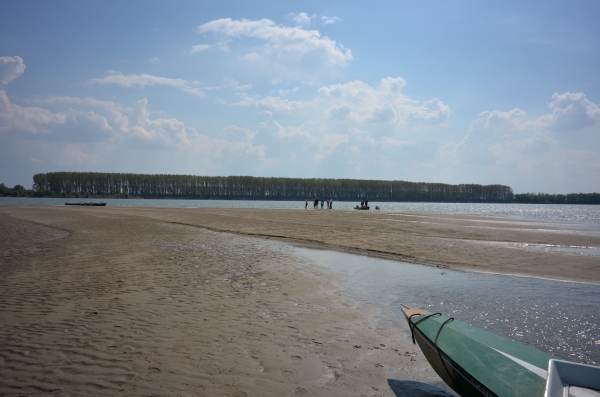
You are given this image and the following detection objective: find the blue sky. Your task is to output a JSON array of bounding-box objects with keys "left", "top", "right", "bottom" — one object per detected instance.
[{"left": 1, "top": 1, "right": 599, "bottom": 193}]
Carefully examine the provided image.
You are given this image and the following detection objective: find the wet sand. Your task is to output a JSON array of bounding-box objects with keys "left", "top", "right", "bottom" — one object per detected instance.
[
  {"left": 108, "top": 206, "right": 600, "bottom": 283},
  {"left": 1, "top": 206, "right": 598, "bottom": 396},
  {"left": 0, "top": 206, "right": 449, "bottom": 397}
]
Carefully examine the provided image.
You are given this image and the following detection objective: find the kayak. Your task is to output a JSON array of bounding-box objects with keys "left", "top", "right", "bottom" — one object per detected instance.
[{"left": 400, "top": 305, "right": 600, "bottom": 397}]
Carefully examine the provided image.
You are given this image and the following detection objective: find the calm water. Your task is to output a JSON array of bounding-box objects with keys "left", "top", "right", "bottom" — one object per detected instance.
[
  {"left": 2, "top": 197, "right": 600, "bottom": 227},
  {"left": 291, "top": 247, "right": 600, "bottom": 366}
]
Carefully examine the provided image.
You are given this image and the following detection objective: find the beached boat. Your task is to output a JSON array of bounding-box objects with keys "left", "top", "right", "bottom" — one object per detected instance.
[
  {"left": 400, "top": 304, "right": 600, "bottom": 397},
  {"left": 354, "top": 206, "right": 369, "bottom": 210},
  {"left": 65, "top": 202, "right": 107, "bottom": 206}
]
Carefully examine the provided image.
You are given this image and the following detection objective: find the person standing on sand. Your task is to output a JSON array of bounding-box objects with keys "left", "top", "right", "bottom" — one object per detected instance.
[
  {"left": 305, "top": 197, "right": 308, "bottom": 209},
  {"left": 321, "top": 199, "right": 324, "bottom": 209},
  {"left": 314, "top": 197, "right": 318, "bottom": 209},
  {"left": 329, "top": 199, "right": 333, "bottom": 209}
]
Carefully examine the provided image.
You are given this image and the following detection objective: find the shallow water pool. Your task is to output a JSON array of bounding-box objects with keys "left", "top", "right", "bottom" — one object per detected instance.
[{"left": 291, "top": 247, "right": 600, "bottom": 365}]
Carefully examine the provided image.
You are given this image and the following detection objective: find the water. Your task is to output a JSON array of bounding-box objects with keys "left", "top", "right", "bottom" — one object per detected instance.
[
  {"left": 2, "top": 197, "right": 600, "bottom": 227},
  {"left": 291, "top": 247, "right": 600, "bottom": 366}
]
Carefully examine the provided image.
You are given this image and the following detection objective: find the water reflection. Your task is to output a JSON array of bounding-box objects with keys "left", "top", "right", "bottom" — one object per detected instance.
[{"left": 291, "top": 247, "right": 600, "bottom": 365}]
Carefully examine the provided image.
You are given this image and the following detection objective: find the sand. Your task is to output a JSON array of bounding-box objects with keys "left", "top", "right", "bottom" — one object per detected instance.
[{"left": 1, "top": 205, "right": 598, "bottom": 396}]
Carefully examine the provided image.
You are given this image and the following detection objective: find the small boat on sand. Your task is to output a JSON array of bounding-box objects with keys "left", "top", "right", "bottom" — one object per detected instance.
[
  {"left": 400, "top": 304, "right": 600, "bottom": 397},
  {"left": 354, "top": 206, "right": 369, "bottom": 210},
  {"left": 65, "top": 202, "right": 107, "bottom": 206}
]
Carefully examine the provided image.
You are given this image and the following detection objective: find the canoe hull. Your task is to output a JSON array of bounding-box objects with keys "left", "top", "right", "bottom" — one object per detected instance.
[
  {"left": 411, "top": 317, "right": 499, "bottom": 397},
  {"left": 400, "top": 305, "right": 555, "bottom": 397}
]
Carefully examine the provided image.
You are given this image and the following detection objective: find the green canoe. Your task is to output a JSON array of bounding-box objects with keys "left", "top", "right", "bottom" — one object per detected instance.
[{"left": 400, "top": 305, "right": 600, "bottom": 397}]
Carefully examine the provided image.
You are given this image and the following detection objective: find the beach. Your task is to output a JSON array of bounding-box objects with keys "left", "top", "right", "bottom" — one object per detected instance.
[{"left": 1, "top": 206, "right": 598, "bottom": 396}]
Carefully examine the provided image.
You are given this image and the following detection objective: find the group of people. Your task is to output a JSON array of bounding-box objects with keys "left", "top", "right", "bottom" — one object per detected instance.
[
  {"left": 360, "top": 199, "right": 369, "bottom": 209},
  {"left": 305, "top": 197, "right": 333, "bottom": 209}
]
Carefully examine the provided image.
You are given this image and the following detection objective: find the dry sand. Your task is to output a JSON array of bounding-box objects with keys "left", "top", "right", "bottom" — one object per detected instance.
[{"left": 1, "top": 205, "right": 598, "bottom": 396}]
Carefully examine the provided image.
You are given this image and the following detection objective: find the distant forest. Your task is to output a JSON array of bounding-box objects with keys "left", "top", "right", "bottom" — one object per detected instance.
[{"left": 0, "top": 172, "right": 596, "bottom": 204}]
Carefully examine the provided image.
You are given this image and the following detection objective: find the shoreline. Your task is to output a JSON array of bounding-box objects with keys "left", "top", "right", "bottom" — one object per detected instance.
[
  {"left": 102, "top": 206, "right": 600, "bottom": 284},
  {"left": 2, "top": 205, "right": 599, "bottom": 284}
]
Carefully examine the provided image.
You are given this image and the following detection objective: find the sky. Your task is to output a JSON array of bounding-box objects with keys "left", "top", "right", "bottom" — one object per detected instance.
[{"left": 1, "top": 1, "right": 599, "bottom": 193}]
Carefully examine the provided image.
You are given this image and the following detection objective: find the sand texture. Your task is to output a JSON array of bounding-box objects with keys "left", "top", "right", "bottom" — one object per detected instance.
[
  {"left": 0, "top": 206, "right": 451, "bottom": 397},
  {"left": 108, "top": 206, "right": 600, "bottom": 283}
]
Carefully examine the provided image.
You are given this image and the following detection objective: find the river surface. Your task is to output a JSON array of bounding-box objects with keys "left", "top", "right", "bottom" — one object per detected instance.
[
  {"left": 2, "top": 197, "right": 600, "bottom": 228},
  {"left": 291, "top": 247, "right": 600, "bottom": 366}
]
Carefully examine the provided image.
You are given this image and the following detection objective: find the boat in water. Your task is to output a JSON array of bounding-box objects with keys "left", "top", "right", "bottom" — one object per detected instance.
[
  {"left": 400, "top": 304, "right": 600, "bottom": 397},
  {"left": 64, "top": 202, "right": 107, "bottom": 206}
]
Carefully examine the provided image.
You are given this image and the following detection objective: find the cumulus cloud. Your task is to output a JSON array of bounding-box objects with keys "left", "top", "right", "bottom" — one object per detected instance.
[
  {"left": 0, "top": 56, "right": 26, "bottom": 84},
  {"left": 194, "top": 17, "right": 352, "bottom": 67},
  {"left": 319, "top": 77, "right": 450, "bottom": 125},
  {"left": 2, "top": 90, "right": 180, "bottom": 145},
  {"left": 87, "top": 72, "right": 204, "bottom": 96},
  {"left": 0, "top": 60, "right": 268, "bottom": 167},
  {"left": 219, "top": 125, "right": 257, "bottom": 142},
  {"left": 536, "top": 92, "right": 600, "bottom": 131},
  {"left": 326, "top": 104, "right": 351, "bottom": 120},
  {"left": 456, "top": 92, "right": 600, "bottom": 170},
  {"left": 467, "top": 92, "right": 600, "bottom": 137},
  {"left": 273, "top": 121, "right": 348, "bottom": 159},
  {"left": 289, "top": 12, "right": 312, "bottom": 26}
]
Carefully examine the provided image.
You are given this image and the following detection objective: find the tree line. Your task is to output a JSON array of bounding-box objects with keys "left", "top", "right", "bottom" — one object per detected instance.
[
  {"left": 0, "top": 172, "right": 594, "bottom": 204},
  {"left": 29, "top": 172, "right": 517, "bottom": 202},
  {"left": 0, "top": 183, "right": 26, "bottom": 197},
  {"left": 513, "top": 192, "right": 600, "bottom": 205}
]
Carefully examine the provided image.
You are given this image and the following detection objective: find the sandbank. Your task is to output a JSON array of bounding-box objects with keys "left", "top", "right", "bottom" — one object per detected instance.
[{"left": 1, "top": 206, "right": 452, "bottom": 396}]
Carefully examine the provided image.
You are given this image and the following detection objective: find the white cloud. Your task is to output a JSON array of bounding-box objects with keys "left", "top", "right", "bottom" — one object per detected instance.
[
  {"left": 326, "top": 104, "right": 351, "bottom": 120},
  {"left": 233, "top": 93, "right": 307, "bottom": 114},
  {"left": 219, "top": 125, "right": 257, "bottom": 142},
  {"left": 321, "top": 16, "right": 341, "bottom": 25},
  {"left": 468, "top": 92, "right": 600, "bottom": 136},
  {"left": 536, "top": 92, "right": 600, "bottom": 131},
  {"left": 381, "top": 136, "right": 414, "bottom": 148},
  {"left": 452, "top": 92, "right": 600, "bottom": 189},
  {"left": 0, "top": 56, "right": 26, "bottom": 84},
  {"left": 510, "top": 132, "right": 557, "bottom": 152},
  {"left": 230, "top": 76, "right": 450, "bottom": 130},
  {"left": 367, "top": 102, "right": 398, "bottom": 124},
  {"left": 222, "top": 77, "right": 252, "bottom": 91},
  {"left": 277, "top": 87, "right": 299, "bottom": 96},
  {"left": 1, "top": 90, "right": 68, "bottom": 134},
  {"left": 150, "top": 57, "right": 160, "bottom": 63},
  {"left": 195, "top": 18, "right": 352, "bottom": 67},
  {"left": 86, "top": 72, "right": 204, "bottom": 96},
  {"left": 31, "top": 96, "right": 124, "bottom": 111},
  {"left": 289, "top": 12, "right": 312, "bottom": 26},
  {"left": 272, "top": 121, "right": 348, "bottom": 159},
  {"left": 190, "top": 44, "right": 210, "bottom": 54},
  {"left": 319, "top": 77, "right": 450, "bottom": 125},
  {"left": 243, "top": 52, "right": 260, "bottom": 61},
  {"left": 2, "top": 87, "right": 269, "bottom": 170}
]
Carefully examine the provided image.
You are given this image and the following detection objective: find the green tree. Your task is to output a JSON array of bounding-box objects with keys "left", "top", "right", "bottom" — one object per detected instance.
[{"left": 13, "top": 184, "right": 25, "bottom": 194}]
